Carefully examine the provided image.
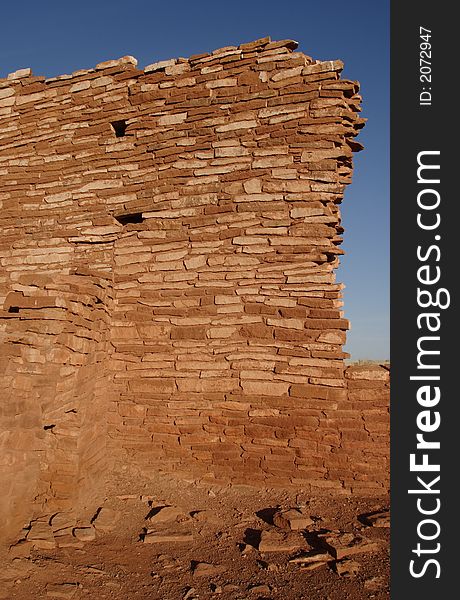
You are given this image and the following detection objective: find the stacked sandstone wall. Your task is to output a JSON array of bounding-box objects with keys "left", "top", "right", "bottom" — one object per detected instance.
[{"left": 0, "top": 37, "right": 388, "bottom": 543}]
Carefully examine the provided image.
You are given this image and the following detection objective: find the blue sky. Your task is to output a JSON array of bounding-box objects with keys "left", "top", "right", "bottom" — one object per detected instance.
[{"left": 1, "top": 1, "right": 389, "bottom": 360}]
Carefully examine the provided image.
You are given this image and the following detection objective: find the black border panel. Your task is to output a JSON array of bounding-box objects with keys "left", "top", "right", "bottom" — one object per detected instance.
[{"left": 391, "top": 2, "right": 456, "bottom": 596}]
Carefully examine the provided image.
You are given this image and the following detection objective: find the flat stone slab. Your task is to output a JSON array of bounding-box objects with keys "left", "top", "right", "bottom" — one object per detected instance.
[
  {"left": 258, "top": 530, "right": 304, "bottom": 553},
  {"left": 50, "top": 513, "right": 75, "bottom": 533},
  {"left": 191, "top": 562, "right": 226, "bottom": 577},
  {"left": 248, "top": 583, "right": 271, "bottom": 593},
  {"left": 92, "top": 507, "right": 121, "bottom": 532},
  {"left": 289, "top": 551, "right": 331, "bottom": 565},
  {"left": 27, "top": 521, "right": 54, "bottom": 541},
  {"left": 26, "top": 521, "right": 56, "bottom": 549},
  {"left": 335, "top": 559, "right": 361, "bottom": 577},
  {"left": 54, "top": 534, "right": 84, "bottom": 549},
  {"left": 143, "top": 530, "right": 194, "bottom": 544},
  {"left": 322, "top": 532, "right": 379, "bottom": 560},
  {"left": 299, "top": 561, "right": 329, "bottom": 571},
  {"left": 190, "top": 509, "right": 220, "bottom": 524},
  {"left": 273, "top": 508, "right": 314, "bottom": 531},
  {"left": 361, "top": 510, "right": 390, "bottom": 528},
  {"left": 73, "top": 526, "right": 96, "bottom": 542},
  {"left": 146, "top": 506, "right": 190, "bottom": 525}
]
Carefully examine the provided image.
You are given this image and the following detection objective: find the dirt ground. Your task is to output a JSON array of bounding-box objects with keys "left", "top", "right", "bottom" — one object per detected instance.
[{"left": 1, "top": 473, "right": 389, "bottom": 600}]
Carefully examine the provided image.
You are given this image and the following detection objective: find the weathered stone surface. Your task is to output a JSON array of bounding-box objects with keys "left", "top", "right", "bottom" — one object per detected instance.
[
  {"left": 96, "top": 55, "right": 138, "bottom": 69},
  {"left": 289, "top": 551, "right": 331, "bottom": 564},
  {"left": 7, "top": 540, "right": 33, "bottom": 559},
  {"left": 144, "top": 58, "right": 176, "bottom": 73},
  {"left": 146, "top": 506, "right": 189, "bottom": 525},
  {"left": 73, "top": 527, "right": 96, "bottom": 542},
  {"left": 322, "top": 532, "right": 379, "bottom": 560},
  {"left": 50, "top": 513, "right": 74, "bottom": 532},
  {"left": 191, "top": 562, "right": 226, "bottom": 576},
  {"left": 46, "top": 583, "right": 79, "bottom": 598},
  {"left": 248, "top": 583, "right": 271, "bottom": 593},
  {"left": 360, "top": 509, "right": 390, "bottom": 528},
  {"left": 258, "top": 530, "right": 304, "bottom": 553},
  {"left": 272, "top": 508, "right": 314, "bottom": 531},
  {"left": 335, "top": 558, "right": 361, "bottom": 577},
  {"left": 92, "top": 507, "right": 122, "bottom": 532},
  {"left": 26, "top": 521, "right": 56, "bottom": 549},
  {"left": 54, "top": 535, "right": 85, "bottom": 549},
  {"left": 0, "top": 37, "right": 389, "bottom": 547},
  {"left": 298, "top": 560, "right": 329, "bottom": 571},
  {"left": 143, "top": 530, "right": 194, "bottom": 544},
  {"left": 7, "top": 67, "right": 32, "bottom": 79}
]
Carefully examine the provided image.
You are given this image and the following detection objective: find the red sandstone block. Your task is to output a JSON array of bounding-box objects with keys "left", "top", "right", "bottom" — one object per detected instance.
[
  {"left": 302, "top": 318, "right": 349, "bottom": 330},
  {"left": 340, "top": 439, "right": 383, "bottom": 452},
  {"left": 261, "top": 458, "right": 295, "bottom": 472},
  {"left": 259, "top": 468, "right": 293, "bottom": 481},
  {"left": 348, "top": 389, "right": 390, "bottom": 402},
  {"left": 245, "top": 424, "right": 276, "bottom": 438},
  {"left": 360, "top": 409, "right": 389, "bottom": 421},
  {"left": 308, "top": 309, "right": 342, "bottom": 319},
  {"left": 347, "top": 379, "right": 389, "bottom": 389},
  {"left": 278, "top": 307, "right": 309, "bottom": 319},
  {"left": 289, "top": 384, "right": 347, "bottom": 401},
  {"left": 251, "top": 437, "right": 288, "bottom": 447},
  {"left": 253, "top": 415, "right": 319, "bottom": 429},
  {"left": 350, "top": 481, "right": 386, "bottom": 494},
  {"left": 288, "top": 439, "right": 318, "bottom": 451},
  {"left": 294, "top": 466, "right": 328, "bottom": 479},
  {"left": 274, "top": 329, "right": 315, "bottom": 342},
  {"left": 177, "top": 379, "right": 239, "bottom": 393},
  {"left": 365, "top": 422, "right": 390, "bottom": 433},
  {"left": 238, "top": 323, "right": 274, "bottom": 339},
  {"left": 272, "top": 428, "right": 290, "bottom": 440},
  {"left": 177, "top": 424, "right": 205, "bottom": 435},
  {"left": 267, "top": 446, "right": 296, "bottom": 458},
  {"left": 151, "top": 432, "right": 180, "bottom": 445},
  {"left": 241, "top": 448, "right": 267, "bottom": 459},
  {"left": 180, "top": 435, "right": 219, "bottom": 446},
  {"left": 211, "top": 450, "right": 244, "bottom": 463},
  {"left": 312, "top": 351, "right": 350, "bottom": 360},
  {"left": 128, "top": 379, "right": 176, "bottom": 393},
  {"left": 171, "top": 326, "right": 207, "bottom": 340},
  {"left": 241, "top": 380, "right": 289, "bottom": 396},
  {"left": 146, "top": 423, "right": 179, "bottom": 435},
  {"left": 345, "top": 365, "right": 389, "bottom": 381},
  {"left": 223, "top": 425, "right": 245, "bottom": 437},
  {"left": 320, "top": 433, "right": 341, "bottom": 447},
  {"left": 117, "top": 403, "right": 146, "bottom": 418}
]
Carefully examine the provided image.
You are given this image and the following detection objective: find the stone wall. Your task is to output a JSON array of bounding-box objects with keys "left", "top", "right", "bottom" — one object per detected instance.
[{"left": 0, "top": 37, "right": 388, "bottom": 543}]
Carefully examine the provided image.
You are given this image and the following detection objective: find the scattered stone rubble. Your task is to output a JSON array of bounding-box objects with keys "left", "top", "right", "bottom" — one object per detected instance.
[
  {"left": 320, "top": 532, "right": 379, "bottom": 561},
  {"left": 10, "top": 505, "right": 123, "bottom": 553},
  {"left": 134, "top": 501, "right": 383, "bottom": 580},
  {"left": 2, "top": 481, "right": 389, "bottom": 599}
]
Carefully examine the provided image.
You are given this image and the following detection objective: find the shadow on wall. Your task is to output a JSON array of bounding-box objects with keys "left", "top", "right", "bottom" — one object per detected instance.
[{"left": 0, "top": 273, "right": 113, "bottom": 544}]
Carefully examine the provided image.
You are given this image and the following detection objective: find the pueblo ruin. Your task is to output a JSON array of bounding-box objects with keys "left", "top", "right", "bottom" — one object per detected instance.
[{"left": 0, "top": 37, "right": 389, "bottom": 547}]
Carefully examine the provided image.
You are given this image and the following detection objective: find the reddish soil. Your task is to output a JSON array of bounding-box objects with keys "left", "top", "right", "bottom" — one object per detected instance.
[{"left": 1, "top": 473, "right": 389, "bottom": 600}]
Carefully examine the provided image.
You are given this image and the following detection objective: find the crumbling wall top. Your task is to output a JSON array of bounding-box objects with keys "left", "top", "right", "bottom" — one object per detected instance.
[{"left": 1, "top": 36, "right": 347, "bottom": 89}]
